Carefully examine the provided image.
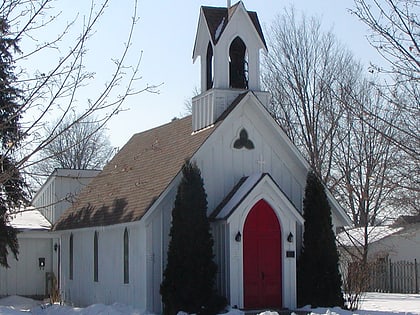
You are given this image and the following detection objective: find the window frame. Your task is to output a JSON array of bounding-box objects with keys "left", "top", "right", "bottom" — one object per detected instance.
[
  {"left": 69, "top": 233, "right": 73, "bottom": 280},
  {"left": 94, "top": 231, "right": 99, "bottom": 282},
  {"left": 123, "top": 228, "right": 129, "bottom": 284}
]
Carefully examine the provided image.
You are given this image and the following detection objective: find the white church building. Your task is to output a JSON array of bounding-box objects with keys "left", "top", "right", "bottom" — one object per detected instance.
[{"left": 53, "top": 2, "right": 351, "bottom": 312}]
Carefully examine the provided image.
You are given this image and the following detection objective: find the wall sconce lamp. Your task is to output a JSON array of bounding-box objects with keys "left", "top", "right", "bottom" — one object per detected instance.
[
  {"left": 38, "top": 257, "right": 45, "bottom": 270},
  {"left": 287, "top": 232, "right": 294, "bottom": 243},
  {"left": 235, "top": 231, "right": 242, "bottom": 242}
]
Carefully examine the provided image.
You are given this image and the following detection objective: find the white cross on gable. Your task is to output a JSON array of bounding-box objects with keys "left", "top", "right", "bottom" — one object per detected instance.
[{"left": 256, "top": 154, "right": 265, "bottom": 173}]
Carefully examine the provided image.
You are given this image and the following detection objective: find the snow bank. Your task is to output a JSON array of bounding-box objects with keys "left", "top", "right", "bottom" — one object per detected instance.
[
  {"left": 0, "top": 306, "right": 24, "bottom": 315},
  {"left": 0, "top": 295, "right": 42, "bottom": 310},
  {"left": 31, "top": 303, "right": 145, "bottom": 315},
  {"left": 0, "top": 296, "right": 146, "bottom": 315},
  {"left": 176, "top": 307, "right": 244, "bottom": 315},
  {"left": 1, "top": 293, "right": 420, "bottom": 315}
]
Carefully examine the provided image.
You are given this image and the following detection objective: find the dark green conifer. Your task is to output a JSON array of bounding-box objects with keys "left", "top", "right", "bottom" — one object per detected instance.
[
  {"left": 0, "top": 17, "right": 28, "bottom": 268},
  {"left": 161, "top": 160, "right": 223, "bottom": 315},
  {"left": 298, "top": 171, "right": 344, "bottom": 308}
]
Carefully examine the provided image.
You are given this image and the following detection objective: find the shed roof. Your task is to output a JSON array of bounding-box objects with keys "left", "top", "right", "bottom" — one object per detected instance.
[
  {"left": 54, "top": 116, "right": 217, "bottom": 230},
  {"left": 10, "top": 208, "right": 51, "bottom": 231},
  {"left": 393, "top": 215, "right": 420, "bottom": 226},
  {"left": 337, "top": 226, "right": 404, "bottom": 247}
]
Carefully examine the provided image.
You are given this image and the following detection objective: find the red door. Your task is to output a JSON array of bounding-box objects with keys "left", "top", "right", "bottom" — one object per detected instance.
[{"left": 243, "top": 199, "right": 282, "bottom": 309}]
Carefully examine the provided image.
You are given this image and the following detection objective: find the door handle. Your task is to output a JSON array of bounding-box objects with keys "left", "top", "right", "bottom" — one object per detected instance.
[{"left": 261, "top": 272, "right": 265, "bottom": 280}]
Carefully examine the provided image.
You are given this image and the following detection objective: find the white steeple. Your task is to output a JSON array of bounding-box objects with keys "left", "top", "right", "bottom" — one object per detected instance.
[{"left": 191, "top": 2, "right": 270, "bottom": 132}]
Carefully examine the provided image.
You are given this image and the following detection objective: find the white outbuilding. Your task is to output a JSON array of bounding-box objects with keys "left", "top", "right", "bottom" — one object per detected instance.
[{"left": 0, "top": 209, "right": 55, "bottom": 298}]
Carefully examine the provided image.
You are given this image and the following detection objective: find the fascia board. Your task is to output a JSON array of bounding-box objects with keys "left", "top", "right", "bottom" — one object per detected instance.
[
  {"left": 193, "top": 9, "right": 212, "bottom": 62},
  {"left": 222, "top": 174, "right": 304, "bottom": 224}
]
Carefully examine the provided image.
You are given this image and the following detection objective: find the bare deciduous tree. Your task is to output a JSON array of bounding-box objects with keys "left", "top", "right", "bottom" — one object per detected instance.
[
  {"left": 351, "top": 0, "right": 419, "bottom": 156},
  {"left": 262, "top": 8, "right": 362, "bottom": 185},
  {"left": 262, "top": 8, "right": 409, "bottom": 270},
  {"left": 352, "top": 0, "right": 419, "bottom": 80},
  {"left": 31, "top": 113, "right": 115, "bottom": 183},
  {"left": 1, "top": 0, "right": 156, "bottom": 265},
  {"left": 334, "top": 79, "right": 400, "bottom": 259},
  {"left": 2, "top": 0, "right": 156, "bottom": 191},
  {"left": 350, "top": 0, "right": 419, "bottom": 214}
]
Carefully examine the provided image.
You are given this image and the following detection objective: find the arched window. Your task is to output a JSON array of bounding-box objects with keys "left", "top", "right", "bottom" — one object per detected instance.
[
  {"left": 94, "top": 231, "right": 98, "bottom": 282},
  {"left": 206, "top": 42, "right": 214, "bottom": 90},
  {"left": 69, "top": 234, "right": 73, "bottom": 280},
  {"left": 123, "top": 228, "right": 129, "bottom": 284},
  {"left": 229, "top": 37, "right": 248, "bottom": 89}
]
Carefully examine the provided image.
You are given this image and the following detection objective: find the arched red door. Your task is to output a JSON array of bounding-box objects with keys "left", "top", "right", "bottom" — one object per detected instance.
[{"left": 243, "top": 199, "right": 282, "bottom": 309}]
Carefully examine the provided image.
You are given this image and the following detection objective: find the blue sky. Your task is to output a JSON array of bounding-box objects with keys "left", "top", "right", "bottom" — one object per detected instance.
[{"left": 53, "top": 1, "right": 379, "bottom": 149}]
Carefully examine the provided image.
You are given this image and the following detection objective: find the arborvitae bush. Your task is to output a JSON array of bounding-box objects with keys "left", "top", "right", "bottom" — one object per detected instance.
[
  {"left": 298, "top": 171, "right": 344, "bottom": 308},
  {"left": 160, "top": 160, "right": 226, "bottom": 315}
]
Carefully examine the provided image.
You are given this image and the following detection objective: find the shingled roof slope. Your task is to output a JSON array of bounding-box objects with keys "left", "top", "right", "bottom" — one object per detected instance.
[
  {"left": 202, "top": 4, "right": 266, "bottom": 47},
  {"left": 54, "top": 116, "right": 216, "bottom": 230}
]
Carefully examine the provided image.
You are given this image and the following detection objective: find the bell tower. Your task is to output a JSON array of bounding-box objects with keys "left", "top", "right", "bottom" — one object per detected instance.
[{"left": 192, "top": 1, "right": 270, "bottom": 132}]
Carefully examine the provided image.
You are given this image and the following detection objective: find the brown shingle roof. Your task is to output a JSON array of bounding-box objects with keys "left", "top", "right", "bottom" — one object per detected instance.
[
  {"left": 202, "top": 5, "right": 267, "bottom": 47},
  {"left": 54, "top": 116, "right": 216, "bottom": 230}
]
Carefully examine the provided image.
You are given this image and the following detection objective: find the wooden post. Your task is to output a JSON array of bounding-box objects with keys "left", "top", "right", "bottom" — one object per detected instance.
[
  {"left": 389, "top": 259, "right": 393, "bottom": 293},
  {"left": 415, "top": 259, "right": 419, "bottom": 294}
]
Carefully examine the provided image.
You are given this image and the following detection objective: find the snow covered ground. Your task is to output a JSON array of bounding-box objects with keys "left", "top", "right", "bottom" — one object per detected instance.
[
  {"left": 358, "top": 292, "right": 420, "bottom": 314},
  {"left": 0, "top": 293, "right": 419, "bottom": 315},
  {"left": 298, "top": 293, "right": 420, "bottom": 314}
]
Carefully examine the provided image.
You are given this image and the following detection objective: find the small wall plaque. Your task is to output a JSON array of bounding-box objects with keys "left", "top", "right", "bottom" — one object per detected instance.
[{"left": 286, "top": 251, "right": 295, "bottom": 258}]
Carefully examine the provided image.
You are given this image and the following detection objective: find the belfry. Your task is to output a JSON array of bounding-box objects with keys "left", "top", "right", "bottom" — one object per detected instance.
[{"left": 192, "top": 1, "right": 270, "bottom": 131}]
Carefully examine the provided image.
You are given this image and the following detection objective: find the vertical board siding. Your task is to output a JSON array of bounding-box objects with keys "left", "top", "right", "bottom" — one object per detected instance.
[
  {"left": 0, "top": 237, "right": 52, "bottom": 297},
  {"left": 198, "top": 108, "right": 306, "bottom": 219},
  {"left": 61, "top": 225, "right": 145, "bottom": 308},
  {"left": 212, "top": 222, "right": 228, "bottom": 299}
]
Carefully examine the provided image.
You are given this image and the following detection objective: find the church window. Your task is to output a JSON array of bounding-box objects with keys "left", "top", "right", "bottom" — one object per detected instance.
[
  {"left": 94, "top": 231, "right": 99, "bottom": 282},
  {"left": 229, "top": 37, "right": 248, "bottom": 89},
  {"left": 234, "top": 128, "right": 254, "bottom": 150},
  {"left": 206, "top": 42, "right": 214, "bottom": 90},
  {"left": 123, "top": 228, "right": 129, "bottom": 284},
  {"left": 69, "top": 234, "right": 73, "bottom": 280}
]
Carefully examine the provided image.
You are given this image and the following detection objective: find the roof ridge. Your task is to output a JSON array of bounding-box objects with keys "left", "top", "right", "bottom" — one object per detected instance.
[
  {"left": 131, "top": 115, "right": 191, "bottom": 138},
  {"left": 228, "top": 2, "right": 240, "bottom": 20}
]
